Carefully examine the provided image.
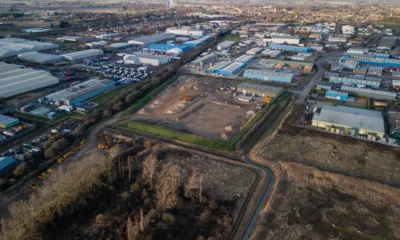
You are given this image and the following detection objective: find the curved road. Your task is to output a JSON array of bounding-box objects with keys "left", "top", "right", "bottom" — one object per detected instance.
[{"left": 242, "top": 155, "right": 275, "bottom": 240}]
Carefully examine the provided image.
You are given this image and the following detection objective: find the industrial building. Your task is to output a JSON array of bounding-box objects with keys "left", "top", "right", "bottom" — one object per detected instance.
[
  {"left": 325, "top": 90, "right": 348, "bottom": 101},
  {"left": 259, "top": 59, "right": 314, "bottom": 71},
  {"left": 0, "top": 38, "right": 58, "bottom": 57},
  {"left": 217, "top": 62, "right": 245, "bottom": 76},
  {"left": 147, "top": 44, "right": 188, "bottom": 52},
  {"left": 217, "top": 41, "right": 235, "bottom": 50},
  {"left": 18, "top": 52, "right": 64, "bottom": 64},
  {"left": 268, "top": 44, "right": 312, "bottom": 52},
  {"left": 262, "top": 50, "right": 281, "bottom": 58},
  {"left": 129, "top": 33, "right": 176, "bottom": 46},
  {"left": 86, "top": 41, "right": 107, "bottom": 48},
  {"left": 183, "top": 36, "right": 213, "bottom": 47},
  {"left": 166, "top": 26, "right": 205, "bottom": 37},
  {"left": 0, "top": 115, "right": 19, "bottom": 128},
  {"left": 246, "top": 47, "right": 264, "bottom": 55},
  {"left": 328, "top": 36, "right": 348, "bottom": 43},
  {"left": 378, "top": 36, "right": 398, "bottom": 50},
  {"left": 342, "top": 25, "right": 355, "bottom": 35},
  {"left": 109, "top": 43, "right": 133, "bottom": 50},
  {"left": 340, "top": 55, "right": 400, "bottom": 68},
  {"left": 0, "top": 62, "right": 59, "bottom": 98},
  {"left": 340, "top": 86, "right": 396, "bottom": 101},
  {"left": 206, "top": 61, "right": 232, "bottom": 73},
  {"left": 95, "top": 33, "right": 120, "bottom": 40},
  {"left": 57, "top": 36, "right": 85, "bottom": 42},
  {"left": 124, "top": 54, "right": 172, "bottom": 66},
  {"left": 234, "top": 55, "right": 254, "bottom": 64},
  {"left": 244, "top": 69, "right": 295, "bottom": 83},
  {"left": 45, "top": 79, "right": 115, "bottom": 106},
  {"left": 190, "top": 53, "right": 216, "bottom": 66},
  {"left": 0, "top": 157, "right": 18, "bottom": 177},
  {"left": 263, "top": 34, "right": 300, "bottom": 45},
  {"left": 312, "top": 105, "right": 385, "bottom": 138},
  {"left": 237, "top": 82, "right": 283, "bottom": 98},
  {"left": 329, "top": 76, "right": 381, "bottom": 88},
  {"left": 61, "top": 49, "right": 103, "bottom": 61}
]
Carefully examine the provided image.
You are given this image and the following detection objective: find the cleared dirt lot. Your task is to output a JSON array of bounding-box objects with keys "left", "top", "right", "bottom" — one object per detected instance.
[
  {"left": 261, "top": 129, "right": 400, "bottom": 187},
  {"left": 252, "top": 162, "right": 400, "bottom": 240},
  {"left": 133, "top": 75, "right": 263, "bottom": 140}
]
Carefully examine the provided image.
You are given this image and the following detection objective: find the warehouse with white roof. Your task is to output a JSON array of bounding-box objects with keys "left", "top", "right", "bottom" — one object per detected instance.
[
  {"left": 312, "top": 105, "right": 385, "bottom": 138},
  {"left": 18, "top": 52, "right": 64, "bottom": 64},
  {"left": 0, "top": 62, "right": 59, "bottom": 98},
  {"left": 61, "top": 49, "right": 103, "bottom": 61},
  {"left": 0, "top": 38, "right": 58, "bottom": 58},
  {"left": 128, "top": 33, "right": 176, "bottom": 46},
  {"left": 244, "top": 69, "right": 295, "bottom": 83}
]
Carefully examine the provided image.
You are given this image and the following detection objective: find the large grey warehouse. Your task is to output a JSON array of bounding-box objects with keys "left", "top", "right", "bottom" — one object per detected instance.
[
  {"left": 0, "top": 62, "right": 59, "bottom": 98},
  {"left": 61, "top": 49, "right": 103, "bottom": 61},
  {"left": 0, "top": 38, "right": 57, "bottom": 57},
  {"left": 18, "top": 52, "right": 64, "bottom": 64},
  {"left": 237, "top": 82, "right": 283, "bottom": 97}
]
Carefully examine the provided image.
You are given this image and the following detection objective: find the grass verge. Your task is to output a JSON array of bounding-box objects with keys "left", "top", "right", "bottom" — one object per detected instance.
[
  {"left": 222, "top": 33, "right": 242, "bottom": 43},
  {"left": 92, "top": 84, "right": 133, "bottom": 107},
  {"left": 13, "top": 112, "right": 85, "bottom": 125},
  {"left": 121, "top": 91, "right": 293, "bottom": 151}
]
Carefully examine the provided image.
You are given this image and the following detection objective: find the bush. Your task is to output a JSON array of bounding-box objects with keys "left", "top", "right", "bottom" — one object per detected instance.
[
  {"left": 162, "top": 213, "right": 176, "bottom": 223},
  {"left": 12, "top": 162, "right": 29, "bottom": 177},
  {"left": 45, "top": 138, "right": 70, "bottom": 159},
  {"left": 112, "top": 101, "right": 124, "bottom": 111},
  {"left": 200, "top": 209, "right": 211, "bottom": 222},
  {"left": 103, "top": 109, "right": 113, "bottom": 118},
  {"left": 95, "top": 214, "right": 106, "bottom": 224}
]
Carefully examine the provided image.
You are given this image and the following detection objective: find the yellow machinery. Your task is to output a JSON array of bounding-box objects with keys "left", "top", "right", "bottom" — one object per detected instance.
[
  {"left": 29, "top": 184, "right": 39, "bottom": 189},
  {"left": 263, "top": 96, "right": 273, "bottom": 104}
]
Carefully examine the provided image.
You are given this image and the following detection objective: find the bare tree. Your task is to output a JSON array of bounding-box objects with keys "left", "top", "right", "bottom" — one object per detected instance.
[
  {"left": 155, "top": 164, "right": 182, "bottom": 210},
  {"left": 128, "top": 156, "right": 133, "bottom": 183},
  {"left": 199, "top": 174, "right": 204, "bottom": 203},
  {"left": 127, "top": 217, "right": 139, "bottom": 240},
  {"left": 185, "top": 170, "right": 205, "bottom": 203},
  {"left": 142, "top": 153, "right": 159, "bottom": 189}
]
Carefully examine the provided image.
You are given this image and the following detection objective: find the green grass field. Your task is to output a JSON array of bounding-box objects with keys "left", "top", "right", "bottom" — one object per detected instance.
[
  {"left": 222, "top": 34, "right": 242, "bottom": 43},
  {"left": 92, "top": 84, "right": 133, "bottom": 107},
  {"left": 121, "top": 91, "right": 293, "bottom": 151}
]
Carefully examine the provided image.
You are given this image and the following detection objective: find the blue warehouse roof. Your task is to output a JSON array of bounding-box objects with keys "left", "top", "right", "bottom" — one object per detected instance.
[
  {"left": 269, "top": 44, "right": 312, "bottom": 52},
  {"left": 0, "top": 114, "right": 19, "bottom": 126},
  {"left": 0, "top": 157, "right": 17, "bottom": 176},
  {"left": 148, "top": 44, "right": 188, "bottom": 52}
]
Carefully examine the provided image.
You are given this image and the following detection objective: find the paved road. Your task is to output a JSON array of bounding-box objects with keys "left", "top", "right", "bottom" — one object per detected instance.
[{"left": 294, "top": 58, "right": 326, "bottom": 104}]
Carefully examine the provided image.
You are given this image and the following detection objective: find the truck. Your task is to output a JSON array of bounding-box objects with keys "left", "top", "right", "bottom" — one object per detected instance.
[{"left": 65, "top": 72, "right": 75, "bottom": 76}]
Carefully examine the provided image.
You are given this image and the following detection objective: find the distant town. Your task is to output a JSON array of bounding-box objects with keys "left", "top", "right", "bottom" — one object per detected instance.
[{"left": 0, "top": 1, "right": 399, "bottom": 240}]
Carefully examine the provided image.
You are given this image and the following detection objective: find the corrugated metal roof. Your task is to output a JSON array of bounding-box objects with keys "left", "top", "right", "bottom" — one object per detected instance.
[
  {"left": 221, "top": 62, "right": 244, "bottom": 73},
  {"left": 313, "top": 105, "right": 384, "bottom": 134},
  {"left": 237, "top": 82, "right": 282, "bottom": 94},
  {"left": 341, "top": 86, "right": 396, "bottom": 97},
  {"left": 244, "top": 69, "right": 294, "bottom": 78},
  {"left": 0, "top": 114, "right": 19, "bottom": 126}
]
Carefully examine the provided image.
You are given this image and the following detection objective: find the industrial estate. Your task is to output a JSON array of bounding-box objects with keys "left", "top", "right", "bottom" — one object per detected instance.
[{"left": 0, "top": 1, "right": 399, "bottom": 240}]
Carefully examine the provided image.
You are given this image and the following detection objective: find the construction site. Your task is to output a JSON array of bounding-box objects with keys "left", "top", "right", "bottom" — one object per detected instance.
[{"left": 132, "top": 75, "right": 282, "bottom": 140}]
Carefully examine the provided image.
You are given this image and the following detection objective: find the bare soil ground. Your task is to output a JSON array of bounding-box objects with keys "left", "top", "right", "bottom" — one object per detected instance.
[
  {"left": 261, "top": 129, "right": 400, "bottom": 187},
  {"left": 133, "top": 75, "right": 262, "bottom": 140},
  {"left": 252, "top": 162, "right": 400, "bottom": 240}
]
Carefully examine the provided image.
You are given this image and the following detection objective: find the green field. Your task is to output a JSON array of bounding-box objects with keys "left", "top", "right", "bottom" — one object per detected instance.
[
  {"left": 92, "top": 84, "right": 133, "bottom": 107},
  {"left": 222, "top": 34, "right": 242, "bottom": 43},
  {"left": 121, "top": 91, "right": 293, "bottom": 151}
]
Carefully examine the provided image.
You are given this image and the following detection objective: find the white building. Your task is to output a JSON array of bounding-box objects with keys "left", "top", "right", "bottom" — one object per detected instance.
[
  {"left": 61, "top": 49, "right": 104, "bottom": 61},
  {"left": 0, "top": 62, "right": 59, "bottom": 98},
  {"left": 263, "top": 34, "right": 300, "bottom": 45},
  {"left": 217, "top": 41, "right": 235, "bottom": 51},
  {"left": 328, "top": 36, "right": 348, "bottom": 43},
  {"left": 18, "top": 52, "right": 64, "bottom": 64},
  {"left": 0, "top": 38, "right": 58, "bottom": 58},
  {"left": 128, "top": 33, "right": 176, "bottom": 46},
  {"left": 166, "top": 26, "right": 205, "bottom": 37},
  {"left": 124, "top": 54, "right": 172, "bottom": 66},
  {"left": 342, "top": 25, "right": 355, "bottom": 35},
  {"left": 86, "top": 41, "right": 107, "bottom": 48}
]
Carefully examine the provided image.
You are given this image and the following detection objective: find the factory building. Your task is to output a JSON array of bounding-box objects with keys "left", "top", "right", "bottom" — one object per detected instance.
[
  {"left": 217, "top": 41, "right": 235, "bottom": 50},
  {"left": 237, "top": 82, "right": 283, "bottom": 98},
  {"left": 109, "top": 43, "right": 133, "bottom": 50},
  {"left": 217, "top": 62, "right": 245, "bottom": 76},
  {"left": 18, "top": 52, "right": 64, "bottom": 64},
  {"left": 234, "top": 54, "right": 254, "bottom": 65},
  {"left": 166, "top": 26, "right": 205, "bottom": 37},
  {"left": 0, "top": 157, "right": 18, "bottom": 177},
  {"left": 57, "top": 36, "right": 85, "bottom": 42},
  {"left": 342, "top": 25, "right": 355, "bottom": 35},
  {"left": 328, "top": 36, "right": 348, "bottom": 43},
  {"left": 312, "top": 105, "right": 385, "bottom": 138},
  {"left": 206, "top": 61, "right": 232, "bottom": 73},
  {"left": 329, "top": 76, "right": 381, "bottom": 88},
  {"left": 263, "top": 35, "right": 300, "bottom": 45},
  {"left": 183, "top": 36, "right": 213, "bottom": 47},
  {"left": 340, "top": 55, "right": 400, "bottom": 68},
  {"left": 378, "top": 36, "right": 398, "bottom": 50},
  {"left": 346, "top": 48, "right": 366, "bottom": 55},
  {"left": 95, "top": 33, "right": 120, "bottom": 40},
  {"left": 0, "top": 62, "right": 59, "bottom": 98},
  {"left": 246, "top": 47, "right": 264, "bottom": 55},
  {"left": 325, "top": 90, "right": 348, "bottom": 101},
  {"left": 45, "top": 79, "right": 115, "bottom": 106},
  {"left": 244, "top": 69, "right": 295, "bottom": 83},
  {"left": 61, "top": 49, "right": 103, "bottom": 61},
  {"left": 0, "top": 38, "right": 58, "bottom": 57},
  {"left": 147, "top": 44, "right": 188, "bottom": 52},
  {"left": 124, "top": 54, "right": 172, "bottom": 66},
  {"left": 262, "top": 50, "right": 281, "bottom": 58},
  {"left": 340, "top": 86, "right": 396, "bottom": 101},
  {"left": 190, "top": 53, "right": 216, "bottom": 66},
  {"left": 0, "top": 115, "right": 20, "bottom": 128},
  {"left": 128, "top": 33, "right": 176, "bottom": 46},
  {"left": 268, "top": 44, "right": 312, "bottom": 52},
  {"left": 86, "top": 41, "right": 107, "bottom": 48}
]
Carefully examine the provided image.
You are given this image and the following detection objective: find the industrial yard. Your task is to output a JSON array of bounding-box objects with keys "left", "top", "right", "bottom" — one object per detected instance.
[{"left": 131, "top": 75, "right": 281, "bottom": 140}]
